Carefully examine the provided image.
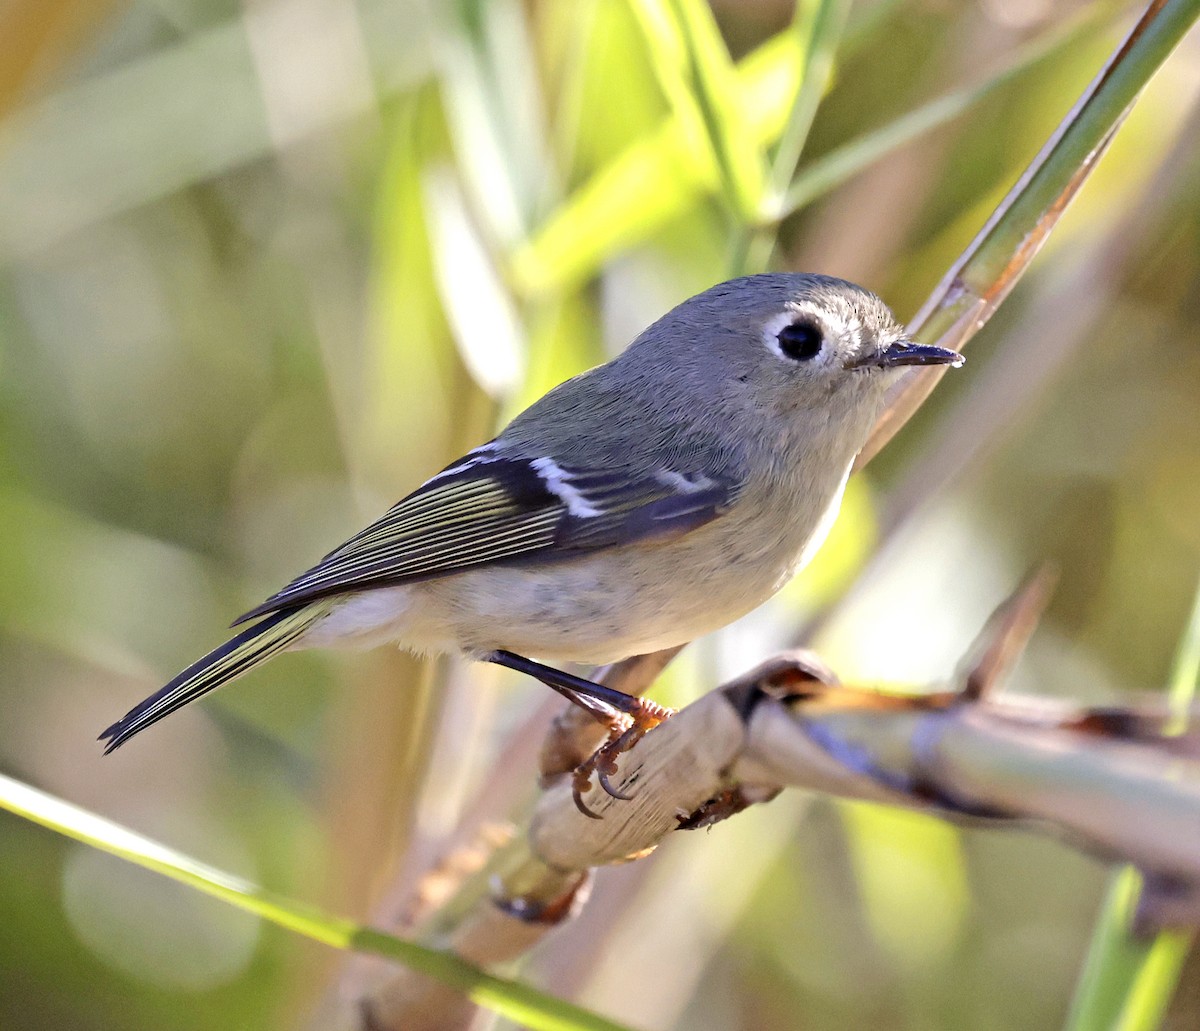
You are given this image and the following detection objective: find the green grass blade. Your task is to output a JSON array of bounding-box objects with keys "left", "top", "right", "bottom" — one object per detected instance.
[
  {"left": 1167, "top": 578, "right": 1200, "bottom": 729},
  {"left": 0, "top": 773, "right": 637, "bottom": 1031},
  {"left": 511, "top": 12, "right": 1096, "bottom": 297},
  {"left": 1063, "top": 578, "right": 1200, "bottom": 1031},
  {"left": 765, "top": 0, "right": 852, "bottom": 215},
  {"left": 626, "top": 0, "right": 766, "bottom": 222},
  {"left": 730, "top": 0, "right": 852, "bottom": 276},
  {"left": 509, "top": 26, "right": 792, "bottom": 297},
  {"left": 666, "top": 0, "right": 767, "bottom": 222},
  {"left": 780, "top": 8, "right": 1104, "bottom": 218}
]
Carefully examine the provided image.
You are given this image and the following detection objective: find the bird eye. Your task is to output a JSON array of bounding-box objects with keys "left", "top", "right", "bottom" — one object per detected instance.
[{"left": 776, "top": 319, "right": 824, "bottom": 361}]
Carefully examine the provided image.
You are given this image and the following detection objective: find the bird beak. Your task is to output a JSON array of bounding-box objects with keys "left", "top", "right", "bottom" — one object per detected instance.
[{"left": 847, "top": 340, "right": 965, "bottom": 370}]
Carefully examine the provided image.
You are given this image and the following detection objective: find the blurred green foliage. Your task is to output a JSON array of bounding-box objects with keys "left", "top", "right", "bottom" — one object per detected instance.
[{"left": 2, "top": 1, "right": 1200, "bottom": 1029}]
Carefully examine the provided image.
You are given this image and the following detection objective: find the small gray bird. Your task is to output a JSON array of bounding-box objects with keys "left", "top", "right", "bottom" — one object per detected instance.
[{"left": 100, "top": 273, "right": 962, "bottom": 774}]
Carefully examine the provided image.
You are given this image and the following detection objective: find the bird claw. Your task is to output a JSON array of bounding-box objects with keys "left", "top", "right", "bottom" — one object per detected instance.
[
  {"left": 572, "top": 768, "right": 605, "bottom": 819},
  {"left": 569, "top": 698, "right": 674, "bottom": 819},
  {"left": 598, "top": 764, "right": 634, "bottom": 801}
]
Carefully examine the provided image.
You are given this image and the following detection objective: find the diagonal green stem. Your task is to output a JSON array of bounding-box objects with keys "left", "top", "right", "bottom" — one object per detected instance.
[
  {"left": 858, "top": 0, "right": 1200, "bottom": 467},
  {"left": 0, "top": 773, "right": 635, "bottom": 1031}
]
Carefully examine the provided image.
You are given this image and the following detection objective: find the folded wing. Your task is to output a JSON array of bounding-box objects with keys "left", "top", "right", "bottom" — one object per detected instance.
[{"left": 234, "top": 447, "right": 742, "bottom": 625}]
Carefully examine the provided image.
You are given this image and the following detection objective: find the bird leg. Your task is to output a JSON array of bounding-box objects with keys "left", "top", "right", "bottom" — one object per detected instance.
[{"left": 484, "top": 650, "right": 674, "bottom": 818}]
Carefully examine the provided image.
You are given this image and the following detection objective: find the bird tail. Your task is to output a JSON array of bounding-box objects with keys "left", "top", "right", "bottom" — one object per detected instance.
[{"left": 99, "top": 602, "right": 331, "bottom": 754}]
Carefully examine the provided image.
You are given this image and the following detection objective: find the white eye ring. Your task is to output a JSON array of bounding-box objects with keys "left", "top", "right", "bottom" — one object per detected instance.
[{"left": 762, "top": 306, "right": 829, "bottom": 362}]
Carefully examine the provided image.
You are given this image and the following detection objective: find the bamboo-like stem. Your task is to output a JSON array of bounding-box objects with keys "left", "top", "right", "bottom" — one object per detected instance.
[{"left": 531, "top": 669, "right": 1200, "bottom": 893}]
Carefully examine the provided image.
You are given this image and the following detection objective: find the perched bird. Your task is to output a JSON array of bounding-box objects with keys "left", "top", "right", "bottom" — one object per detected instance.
[{"left": 100, "top": 273, "right": 962, "bottom": 794}]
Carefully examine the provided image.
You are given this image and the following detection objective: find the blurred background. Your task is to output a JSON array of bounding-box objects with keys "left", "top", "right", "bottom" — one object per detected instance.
[{"left": 3, "top": 0, "right": 1200, "bottom": 1028}]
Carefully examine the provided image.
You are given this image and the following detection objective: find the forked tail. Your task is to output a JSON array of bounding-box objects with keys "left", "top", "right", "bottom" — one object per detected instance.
[{"left": 99, "top": 602, "right": 330, "bottom": 753}]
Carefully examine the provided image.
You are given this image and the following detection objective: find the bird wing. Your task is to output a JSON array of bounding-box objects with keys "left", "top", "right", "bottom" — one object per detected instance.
[{"left": 232, "top": 446, "right": 742, "bottom": 625}]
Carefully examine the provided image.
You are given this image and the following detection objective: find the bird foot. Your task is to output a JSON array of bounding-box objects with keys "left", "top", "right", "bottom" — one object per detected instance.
[
  {"left": 572, "top": 698, "right": 674, "bottom": 819},
  {"left": 480, "top": 649, "right": 673, "bottom": 817}
]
